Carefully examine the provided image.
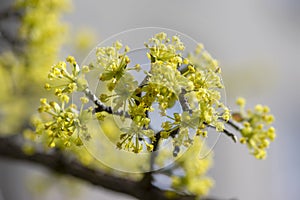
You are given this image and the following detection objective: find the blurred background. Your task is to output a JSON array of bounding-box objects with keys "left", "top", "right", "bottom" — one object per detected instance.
[{"left": 1, "top": 0, "right": 300, "bottom": 199}]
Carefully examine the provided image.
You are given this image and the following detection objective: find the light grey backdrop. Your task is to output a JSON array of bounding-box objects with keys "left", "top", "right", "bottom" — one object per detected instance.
[{"left": 1, "top": 0, "right": 300, "bottom": 200}]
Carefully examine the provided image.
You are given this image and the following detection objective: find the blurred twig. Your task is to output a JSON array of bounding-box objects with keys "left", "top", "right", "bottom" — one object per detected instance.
[{"left": 0, "top": 6, "right": 22, "bottom": 20}]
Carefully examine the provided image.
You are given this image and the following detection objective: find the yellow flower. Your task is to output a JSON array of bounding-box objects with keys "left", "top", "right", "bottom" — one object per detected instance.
[{"left": 236, "top": 97, "right": 246, "bottom": 107}]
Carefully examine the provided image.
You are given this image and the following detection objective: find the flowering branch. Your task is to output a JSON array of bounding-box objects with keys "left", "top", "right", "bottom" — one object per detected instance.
[{"left": 25, "top": 32, "right": 276, "bottom": 199}]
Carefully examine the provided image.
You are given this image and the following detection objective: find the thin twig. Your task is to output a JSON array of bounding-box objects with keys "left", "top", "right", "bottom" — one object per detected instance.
[
  {"left": 0, "top": 6, "right": 22, "bottom": 20},
  {"left": 83, "top": 87, "right": 131, "bottom": 118},
  {"left": 206, "top": 124, "right": 237, "bottom": 143},
  {"left": 226, "top": 119, "right": 241, "bottom": 131}
]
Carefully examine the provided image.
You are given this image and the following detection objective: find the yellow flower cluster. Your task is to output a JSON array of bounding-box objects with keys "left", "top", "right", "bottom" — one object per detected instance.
[
  {"left": 0, "top": 0, "right": 70, "bottom": 134},
  {"left": 186, "top": 44, "right": 229, "bottom": 125},
  {"left": 145, "top": 32, "right": 185, "bottom": 63},
  {"left": 143, "top": 33, "right": 230, "bottom": 152},
  {"left": 171, "top": 137, "right": 214, "bottom": 197},
  {"left": 93, "top": 32, "right": 231, "bottom": 154},
  {"left": 147, "top": 62, "right": 190, "bottom": 114},
  {"left": 234, "top": 97, "right": 276, "bottom": 159},
  {"left": 112, "top": 73, "right": 139, "bottom": 112},
  {"left": 97, "top": 41, "right": 131, "bottom": 91},
  {"left": 117, "top": 122, "right": 155, "bottom": 153},
  {"left": 15, "top": 0, "right": 70, "bottom": 77},
  {"left": 46, "top": 56, "right": 88, "bottom": 95},
  {"left": 35, "top": 98, "right": 85, "bottom": 148},
  {"left": 30, "top": 56, "right": 95, "bottom": 149}
]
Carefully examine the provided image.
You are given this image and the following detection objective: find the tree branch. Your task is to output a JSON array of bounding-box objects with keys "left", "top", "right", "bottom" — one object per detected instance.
[
  {"left": 0, "top": 135, "right": 234, "bottom": 200},
  {"left": 0, "top": 135, "right": 192, "bottom": 200}
]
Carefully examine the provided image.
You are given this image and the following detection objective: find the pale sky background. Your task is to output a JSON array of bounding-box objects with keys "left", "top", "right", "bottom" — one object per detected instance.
[{"left": 1, "top": 0, "right": 300, "bottom": 200}]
